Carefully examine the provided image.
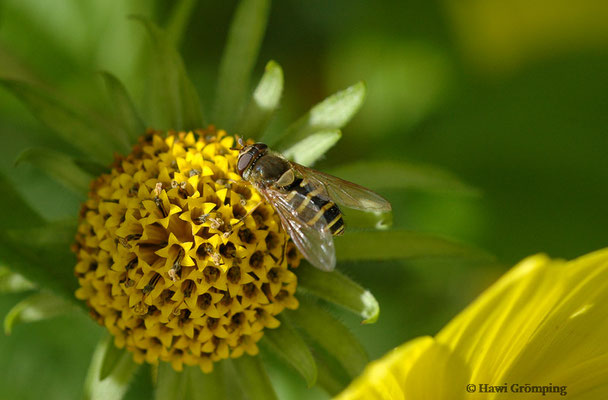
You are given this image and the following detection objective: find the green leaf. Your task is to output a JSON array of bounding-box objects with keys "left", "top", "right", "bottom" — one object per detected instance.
[
  {"left": 0, "top": 170, "right": 43, "bottom": 229},
  {"left": 235, "top": 60, "right": 284, "bottom": 139},
  {"left": 0, "top": 220, "right": 81, "bottom": 306},
  {"left": 186, "top": 365, "right": 227, "bottom": 400},
  {"left": 83, "top": 334, "right": 139, "bottom": 400},
  {"left": 0, "top": 79, "right": 127, "bottom": 164},
  {"left": 74, "top": 158, "right": 110, "bottom": 177},
  {"left": 155, "top": 362, "right": 187, "bottom": 400},
  {"left": 231, "top": 355, "right": 278, "bottom": 400},
  {"left": 335, "top": 230, "right": 494, "bottom": 262},
  {"left": 15, "top": 147, "right": 93, "bottom": 197},
  {"left": 296, "top": 263, "right": 379, "bottom": 324},
  {"left": 100, "top": 342, "right": 130, "bottom": 381},
  {"left": 261, "top": 316, "right": 317, "bottom": 387},
  {"left": 340, "top": 208, "right": 393, "bottom": 231},
  {"left": 281, "top": 129, "right": 341, "bottom": 167},
  {"left": 213, "top": 0, "right": 271, "bottom": 130},
  {"left": 328, "top": 160, "right": 479, "bottom": 195},
  {"left": 165, "top": 0, "right": 198, "bottom": 47},
  {"left": 273, "top": 82, "right": 366, "bottom": 150},
  {"left": 99, "top": 71, "right": 146, "bottom": 144},
  {"left": 287, "top": 298, "right": 367, "bottom": 379},
  {"left": 0, "top": 172, "right": 79, "bottom": 300},
  {"left": 132, "top": 16, "right": 204, "bottom": 130},
  {"left": 312, "top": 351, "right": 350, "bottom": 396},
  {"left": 4, "top": 291, "right": 76, "bottom": 334},
  {"left": 0, "top": 267, "right": 36, "bottom": 293}
]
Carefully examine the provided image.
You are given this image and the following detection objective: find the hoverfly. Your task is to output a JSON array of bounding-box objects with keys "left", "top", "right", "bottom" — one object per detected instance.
[{"left": 236, "top": 139, "right": 391, "bottom": 271}]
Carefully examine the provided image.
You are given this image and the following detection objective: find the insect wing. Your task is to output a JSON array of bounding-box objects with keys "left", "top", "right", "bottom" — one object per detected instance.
[
  {"left": 260, "top": 187, "right": 336, "bottom": 271},
  {"left": 291, "top": 163, "right": 392, "bottom": 212}
]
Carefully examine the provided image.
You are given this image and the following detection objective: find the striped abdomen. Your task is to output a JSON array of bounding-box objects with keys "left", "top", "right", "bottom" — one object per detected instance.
[{"left": 284, "top": 178, "right": 345, "bottom": 235}]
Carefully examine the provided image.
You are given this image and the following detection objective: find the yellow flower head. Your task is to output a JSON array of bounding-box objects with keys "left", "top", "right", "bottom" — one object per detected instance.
[
  {"left": 337, "top": 248, "right": 608, "bottom": 399},
  {"left": 74, "top": 128, "right": 301, "bottom": 372}
]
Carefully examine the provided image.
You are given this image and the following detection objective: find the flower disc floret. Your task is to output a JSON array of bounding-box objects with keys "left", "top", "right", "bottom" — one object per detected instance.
[{"left": 74, "top": 128, "right": 301, "bottom": 372}]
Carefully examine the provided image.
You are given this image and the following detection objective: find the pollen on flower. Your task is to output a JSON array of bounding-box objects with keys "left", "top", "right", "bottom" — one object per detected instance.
[{"left": 73, "top": 128, "right": 301, "bottom": 372}]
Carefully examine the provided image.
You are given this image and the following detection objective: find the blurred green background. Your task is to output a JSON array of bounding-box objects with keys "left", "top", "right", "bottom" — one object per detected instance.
[{"left": 1, "top": 0, "right": 608, "bottom": 399}]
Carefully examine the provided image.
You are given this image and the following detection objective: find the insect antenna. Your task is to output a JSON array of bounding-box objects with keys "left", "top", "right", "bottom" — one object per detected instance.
[{"left": 230, "top": 136, "right": 247, "bottom": 151}]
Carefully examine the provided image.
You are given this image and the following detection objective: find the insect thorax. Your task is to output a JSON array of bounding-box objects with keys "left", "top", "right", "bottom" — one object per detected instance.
[{"left": 251, "top": 154, "right": 292, "bottom": 187}]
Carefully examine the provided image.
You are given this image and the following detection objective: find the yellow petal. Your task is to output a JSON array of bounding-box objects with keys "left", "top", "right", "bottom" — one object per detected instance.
[{"left": 337, "top": 336, "right": 468, "bottom": 400}]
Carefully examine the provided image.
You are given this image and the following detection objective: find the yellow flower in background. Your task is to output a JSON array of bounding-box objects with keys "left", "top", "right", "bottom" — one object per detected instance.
[
  {"left": 337, "top": 248, "right": 608, "bottom": 399},
  {"left": 445, "top": 0, "right": 608, "bottom": 74}
]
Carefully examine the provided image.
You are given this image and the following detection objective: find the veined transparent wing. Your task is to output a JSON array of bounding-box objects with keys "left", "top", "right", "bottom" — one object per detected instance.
[
  {"left": 291, "top": 163, "right": 392, "bottom": 212},
  {"left": 259, "top": 186, "right": 336, "bottom": 271}
]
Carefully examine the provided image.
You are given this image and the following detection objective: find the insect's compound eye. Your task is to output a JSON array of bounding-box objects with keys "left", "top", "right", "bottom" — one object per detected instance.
[{"left": 237, "top": 151, "right": 255, "bottom": 176}]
